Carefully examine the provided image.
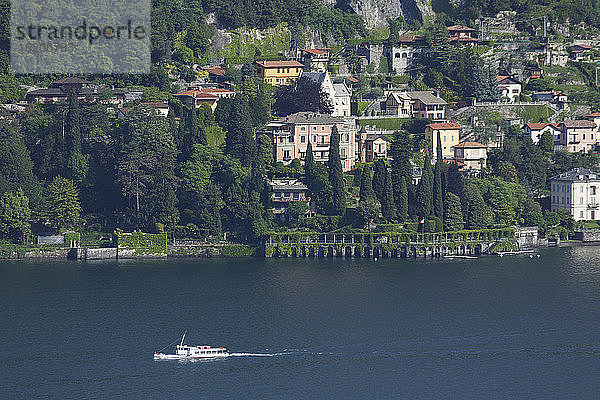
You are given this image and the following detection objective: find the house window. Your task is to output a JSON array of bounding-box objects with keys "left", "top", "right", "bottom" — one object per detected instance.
[
  {"left": 301, "top": 136, "right": 306, "bottom": 143},
  {"left": 592, "top": 186, "right": 597, "bottom": 195},
  {"left": 293, "top": 192, "right": 299, "bottom": 200},
  {"left": 313, "top": 135, "right": 317, "bottom": 142},
  {"left": 283, "top": 150, "right": 290, "bottom": 160},
  {"left": 580, "top": 211, "right": 584, "bottom": 218},
  {"left": 301, "top": 126, "right": 306, "bottom": 131}
]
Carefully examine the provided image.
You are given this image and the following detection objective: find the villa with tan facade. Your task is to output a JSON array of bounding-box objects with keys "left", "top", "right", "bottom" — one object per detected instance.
[
  {"left": 425, "top": 122, "right": 461, "bottom": 159},
  {"left": 254, "top": 60, "right": 304, "bottom": 86}
]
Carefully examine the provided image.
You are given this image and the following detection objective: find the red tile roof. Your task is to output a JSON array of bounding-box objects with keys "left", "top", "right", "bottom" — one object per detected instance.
[
  {"left": 173, "top": 88, "right": 232, "bottom": 99},
  {"left": 447, "top": 25, "right": 477, "bottom": 31},
  {"left": 586, "top": 112, "right": 600, "bottom": 117},
  {"left": 452, "top": 141, "right": 487, "bottom": 149},
  {"left": 525, "top": 122, "right": 560, "bottom": 130},
  {"left": 254, "top": 60, "right": 304, "bottom": 68},
  {"left": 300, "top": 48, "right": 330, "bottom": 55},
  {"left": 427, "top": 122, "right": 461, "bottom": 130},
  {"left": 203, "top": 66, "right": 226, "bottom": 76}
]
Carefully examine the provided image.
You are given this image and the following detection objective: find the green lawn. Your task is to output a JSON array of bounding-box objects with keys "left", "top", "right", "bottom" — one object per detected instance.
[{"left": 357, "top": 118, "right": 409, "bottom": 130}]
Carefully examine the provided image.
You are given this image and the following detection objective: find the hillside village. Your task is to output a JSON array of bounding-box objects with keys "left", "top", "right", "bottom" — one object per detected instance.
[{"left": 5, "top": 2, "right": 600, "bottom": 253}]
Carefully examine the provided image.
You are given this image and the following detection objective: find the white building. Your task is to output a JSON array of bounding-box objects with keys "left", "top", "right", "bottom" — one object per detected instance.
[
  {"left": 496, "top": 76, "right": 522, "bottom": 102},
  {"left": 301, "top": 71, "right": 351, "bottom": 117},
  {"left": 523, "top": 122, "right": 561, "bottom": 147},
  {"left": 551, "top": 168, "right": 600, "bottom": 221}
]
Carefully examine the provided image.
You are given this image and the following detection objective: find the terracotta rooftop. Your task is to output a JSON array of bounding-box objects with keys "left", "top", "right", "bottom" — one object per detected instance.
[
  {"left": 447, "top": 25, "right": 477, "bottom": 31},
  {"left": 254, "top": 60, "right": 304, "bottom": 68},
  {"left": 203, "top": 66, "right": 226, "bottom": 76},
  {"left": 427, "top": 122, "right": 461, "bottom": 130},
  {"left": 586, "top": 112, "right": 600, "bottom": 117},
  {"left": 524, "top": 122, "right": 560, "bottom": 130},
  {"left": 300, "top": 48, "right": 330, "bottom": 55},
  {"left": 452, "top": 141, "right": 487, "bottom": 149}
]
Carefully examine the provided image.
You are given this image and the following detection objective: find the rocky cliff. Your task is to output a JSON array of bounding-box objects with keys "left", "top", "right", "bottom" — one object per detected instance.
[{"left": 339, "top": 0, "right": 433, "bottom": 28}]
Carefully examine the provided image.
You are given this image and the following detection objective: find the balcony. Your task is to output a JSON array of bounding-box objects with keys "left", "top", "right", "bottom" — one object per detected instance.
[{"left": 588, "top": 203, "right": 599, "bottom": 208}]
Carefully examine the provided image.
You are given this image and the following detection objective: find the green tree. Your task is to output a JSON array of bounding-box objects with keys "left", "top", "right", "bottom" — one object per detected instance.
[
  {"left": 287, "top": 201, "right": 308, "bottom": 225},
  {"left": 0, "top": 120, "right": 41, "bottom": 206},
  {"left": 273, "top": 76, "right": 333, "bottom": 116},
  {"left": 397, "top": 176, "right": 408, "bottom": 222},
  {"left": 381, "top": 168, "right": 396, "bottom": 221},
  {"left": 47, "top": 176, "right": 82, "bottom": 230},
  {"left": 117, "top": 105, "right": 179, "bottom": 228},
  {"left": 0, "top": 188, "right": 31, "bottom": 244},
  {"left": 353, "top": 165, "right": 363, "bottom": 187},
  {"left": 357, "top": 197, "right": 381, "bottom": 230},
  {"left": 328, "top": 126, "right": 346, "bottom": 215},
  {"left": 65, "top": 90, "right": 81, "bottom": 155},
  {"left": 417, "top": 155, "right": 433, "bottom": 217},
  {"left": 390, "top": 131, "right": 412, "bottom": 205},
  {"left": 372, "top": 158, "right": 386, "bottom": 202},
  {"left": 433, "top": 133, "right": 444, "bottom": 221},
  {"left": 539, "top": 131, "right": 554, "bottom": 153},
  {"left": 464, "top": 181, "right": 489, "bottom": 229},
  {"left": 360, "top": 165, "right": 376, "bottom": 201},
  {"left": 225, "top": 95, "right": 256, "bottom": 167},
  {"left": 443, "top": 192, "right": 463, "bottom": 231}
]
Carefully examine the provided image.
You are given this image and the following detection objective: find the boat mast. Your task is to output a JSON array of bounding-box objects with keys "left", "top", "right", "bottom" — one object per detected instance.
[{"left": 180, "top": 330, "right": 187, "bottom": 346}]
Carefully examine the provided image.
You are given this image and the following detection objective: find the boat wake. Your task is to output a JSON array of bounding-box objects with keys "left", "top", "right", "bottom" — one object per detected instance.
[{"left": 229, "top": 352, "right": 287, "bottom": 357}]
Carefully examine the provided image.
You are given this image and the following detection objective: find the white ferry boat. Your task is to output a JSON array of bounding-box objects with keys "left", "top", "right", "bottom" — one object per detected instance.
[{"left": 154, "top": 332, "right": 230, "bottom": 360}]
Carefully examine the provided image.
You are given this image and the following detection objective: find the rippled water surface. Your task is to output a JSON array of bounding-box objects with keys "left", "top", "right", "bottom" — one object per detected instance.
[{"left": 1, "top": 247, "right": 599, "bottom": 399}]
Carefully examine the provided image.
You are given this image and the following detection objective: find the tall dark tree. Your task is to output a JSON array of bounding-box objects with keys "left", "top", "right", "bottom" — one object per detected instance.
[
  {"left": 381, "top": 168, "right": 396, "bottom": 221},
  {"left": 357, "top": 166, "right": 380, "bottom": 229},
  {"left": 273, "top": 76, "right": 333, "bottom": 116},
  {"left": 397, "top": 176, "right": 408, "bottom": 222},
  {"left": 539, "top": 131, "right": 554, "bottom": 153},
  {"left": 353, "top": 165, "right": 363, "bottom": 187},
  {"left": 390, "top": 131, "right": 412, "bottom": 205},
  {"left": 65, "top": 90, "right": 81, "bottom": 155},
  {"left": 117, "top": 105, "right": 179, "bottom": 228},
  {"left": 0, "top": 120, "right": 41, "bottom": 206},
  {"left": 225, "top": 95, "right": 256, "bottom": 167},
  {"left": 433, "top": 133, "right": 444, "bottom": 221},
  {"left": 444, "top": 192, "right": 463, "bottom": 231},
  {"left": 328, "top": 126, "right": 346, "bottom": 215},
  {"left": 372, "top": 158, "right": 386, "bottom": 202},
  {"left": 464, "top": 181, "right": 489, "bottom": 229},
  {"left": 360, "top": 165, "right": 376, "bottom": 201},
  {"left": 417, "top": 154, "right": 434, "bottom": 218}
]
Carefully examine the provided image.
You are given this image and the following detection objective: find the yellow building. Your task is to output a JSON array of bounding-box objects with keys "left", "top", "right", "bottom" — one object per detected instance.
[
  {"left": 425, "top": 122, "right": 461, "bottom": 159},
  {"left": 254, "top": 60, "right": 304, "bottom": 86}
]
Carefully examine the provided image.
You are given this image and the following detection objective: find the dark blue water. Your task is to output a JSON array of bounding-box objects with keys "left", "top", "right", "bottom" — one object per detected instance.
[{"left": 1, "top": 247, "right": 599, "bottom": 399}]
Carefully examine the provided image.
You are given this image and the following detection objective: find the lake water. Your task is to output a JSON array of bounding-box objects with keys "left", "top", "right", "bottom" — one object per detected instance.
[{"left": 1, "top": 247, "right": 599, "bottom": 399}]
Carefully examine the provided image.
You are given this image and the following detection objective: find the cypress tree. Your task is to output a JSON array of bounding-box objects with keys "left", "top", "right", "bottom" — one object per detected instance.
[
  {"left": 304, "top": 141, "right": 315, "bottom": 180},
  {"left": 464, "top": 182, "right": 489, "bottom": 229},
  {"left": 397, "top": 176, "right": 408, "bottom": 222},
  {"left": 360, "top": 165, "right": 376, "bottom": 201},
  {"left": 328, "top": 126, "right": 345, "bottom": 215},
  {"left": 226, "top": 95, "right": 256, "bottom": 167},
  {"left": 417, "top": 154, "right": 433, "bottom": 218},
  {"left": 353, "top": 166, "right": 362, "bottom": 187},
  {"left": 433, "top": 132, "right": 444, "bottom": 221},
  {"left": 381, "top": 168, "right": 396, "bottom": 221},
  {"left": 443, "top": 192, "right": 463, "bottom": 231},
  {"left": 390, "top": 131, "right": 412, "bottom": 205},
  {"left": 65, "top": 90, "right": 81, "bottom": 155},
  {"left": 372, "top": 158, "right": 386, "bottom": 202}
]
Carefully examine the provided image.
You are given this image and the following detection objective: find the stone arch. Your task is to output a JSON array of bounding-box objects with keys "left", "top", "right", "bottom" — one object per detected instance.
[
  {"left": 345, "top": 246, "right": 353, "bottom": 258},
  {"left": 395, "top": 53, "right": 401, "bottom": 58},
  {"left": 402, "top": 52, "right": 408, "bottom": 58}
]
